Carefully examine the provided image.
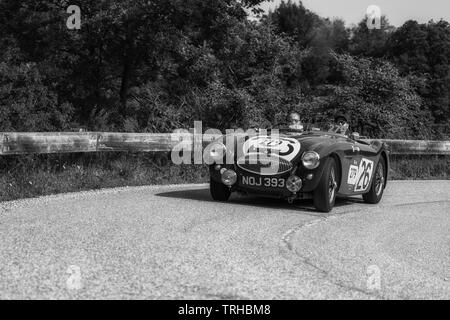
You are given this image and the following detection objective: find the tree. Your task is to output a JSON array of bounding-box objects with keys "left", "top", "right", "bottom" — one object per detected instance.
[
  {"left": 386, "top": 20, "right": 430, "bottom": 74},
  {"left": 318, "top": 54, "right": 433, "bottom": 139},
  {"left": 268, "top": 0, "right": 322, "bottom": 48},
  {"left": 0, "top": 0, "right": 266, "bottom": 128},
  {"left": 313, "top": 18, "right": 349, "bottom": 53},
  {"left": 349, "top": 16, "right": 395, "bottom": 58},
  {"left": 387, "top": 20, "right": 450, "bottom": 126},
  {"left": 0, "top": 41, "right": 73, "bottom": 131}
]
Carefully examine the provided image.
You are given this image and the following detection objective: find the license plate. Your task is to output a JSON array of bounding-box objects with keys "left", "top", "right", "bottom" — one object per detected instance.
[{"left": 241, "top": 176, "right": 285, "bottom": 188}]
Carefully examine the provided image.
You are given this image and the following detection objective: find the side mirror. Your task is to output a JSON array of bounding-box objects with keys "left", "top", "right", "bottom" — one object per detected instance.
[{"left": 351, "top": 132, "right": 360, "bottom": 140}]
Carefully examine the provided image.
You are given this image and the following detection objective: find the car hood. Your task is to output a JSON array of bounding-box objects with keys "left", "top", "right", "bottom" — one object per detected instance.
[
  {"left": 234, "top": 131, "right": 347, "bottom": 164},
  {"left": 291, "top": 133, "right": 347, "bottom": 155}
]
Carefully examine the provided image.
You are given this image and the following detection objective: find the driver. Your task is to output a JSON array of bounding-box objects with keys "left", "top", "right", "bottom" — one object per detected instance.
[{"left": 288, "top": 112, "right": 304, "bottom": 131}]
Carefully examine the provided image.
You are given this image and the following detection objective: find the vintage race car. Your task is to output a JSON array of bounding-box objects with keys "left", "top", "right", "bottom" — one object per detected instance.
[{"left": 207, "top": 127, "right": 389, "bottom": 212}]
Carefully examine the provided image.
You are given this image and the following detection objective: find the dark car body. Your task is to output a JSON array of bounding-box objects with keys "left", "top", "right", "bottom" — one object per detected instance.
[{"left": 208, "top": 129, "right": 389, "bottom": 207}]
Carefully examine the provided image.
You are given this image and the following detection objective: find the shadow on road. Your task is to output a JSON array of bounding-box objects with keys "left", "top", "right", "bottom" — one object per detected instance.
[{"left": 156, "top": 188, "right": 364, "bottom": 215}]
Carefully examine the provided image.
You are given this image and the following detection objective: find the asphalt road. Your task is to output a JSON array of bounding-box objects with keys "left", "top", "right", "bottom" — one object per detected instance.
[{"left": 0, "top": 181, "right": 449, "bottom": 299}]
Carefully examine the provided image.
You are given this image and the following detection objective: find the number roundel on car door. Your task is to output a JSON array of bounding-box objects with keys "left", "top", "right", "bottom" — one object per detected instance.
[
  {"left": 353, "top": 158, "right": 374, "bottom": 192},
  {"left": 243, "top": 136, "right": 301, "bottom": 162}
]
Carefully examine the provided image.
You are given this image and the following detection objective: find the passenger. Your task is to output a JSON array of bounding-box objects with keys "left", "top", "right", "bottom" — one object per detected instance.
[{"left": 330, "top": 113, "right": 350, "bottom": 136}]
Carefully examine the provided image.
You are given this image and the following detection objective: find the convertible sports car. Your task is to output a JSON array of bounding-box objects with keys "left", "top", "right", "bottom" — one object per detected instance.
[{"left": 207, "top": 126, "right": 389, "bottom": 212}]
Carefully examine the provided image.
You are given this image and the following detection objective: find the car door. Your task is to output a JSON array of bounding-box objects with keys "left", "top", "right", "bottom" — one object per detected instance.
[
  {"left": 348, "top": 141, "right": 379, "bottom": 194},
  {"left": 339, "top": 138, "right": 363, "bottom": 195}
]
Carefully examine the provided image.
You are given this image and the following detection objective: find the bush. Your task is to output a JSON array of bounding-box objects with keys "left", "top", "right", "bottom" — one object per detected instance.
[
  {"left": 310, "top": 53, "right": 435, "bottom": 139},
  {"left": 0, "top": 58, "right": 73, "bottom": 131}
]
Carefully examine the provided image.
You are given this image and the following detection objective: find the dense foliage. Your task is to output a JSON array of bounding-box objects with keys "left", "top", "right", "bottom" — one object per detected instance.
[{"left": 0, "top": 0, "right": 449, "bottom": 138}]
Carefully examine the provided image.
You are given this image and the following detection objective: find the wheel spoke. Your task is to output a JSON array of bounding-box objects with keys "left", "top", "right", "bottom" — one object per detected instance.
[
  {"left": 375, "top": 164, "right": 384, "bottom": 196},
  {"left": 329, "top": 168, "right": 336, "bottom": 202}
]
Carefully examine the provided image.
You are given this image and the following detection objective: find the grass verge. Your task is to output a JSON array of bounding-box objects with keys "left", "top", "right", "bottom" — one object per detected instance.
[{"left": 0, "top": 153, "right": 448, "bottom": 202}]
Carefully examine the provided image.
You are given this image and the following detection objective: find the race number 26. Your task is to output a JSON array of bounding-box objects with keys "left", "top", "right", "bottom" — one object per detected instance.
[{"left": 355, "top": 158, "right": 374, "bottom": 192}]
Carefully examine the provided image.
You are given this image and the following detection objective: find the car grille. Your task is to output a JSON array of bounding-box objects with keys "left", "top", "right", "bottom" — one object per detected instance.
[{"left": 237, "top": 154, "right": 293, "bottom": 176}]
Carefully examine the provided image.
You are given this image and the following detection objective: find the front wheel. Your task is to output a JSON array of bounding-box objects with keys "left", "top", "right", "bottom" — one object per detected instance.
[
  {"left": 313, "top": 157, "right": 338, "bottom": 213},
  {"left": 363, "top": 158, "right": 386, "bottom": 204},
  {"left": 210, "top": 178, "right": 231, "bottom": 201}
]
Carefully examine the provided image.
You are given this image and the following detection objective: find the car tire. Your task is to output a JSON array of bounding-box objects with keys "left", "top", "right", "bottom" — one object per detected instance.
[
  {"left": 313, "top": 157, "right": 338, "bottom": 213},
  {"left": 363, "top": 157, "right": 386, "bottom": 204},
  {"left": 210, "top": 178, "right": 231, "bottom": 201}
]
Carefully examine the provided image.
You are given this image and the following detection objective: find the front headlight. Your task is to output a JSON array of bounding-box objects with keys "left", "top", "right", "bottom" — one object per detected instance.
[
  {"left": 302, "top": 151, "right": 320, "bottom": 169},
  {"left": 206, "top": 142, "right": 227, "bottom": 164}
]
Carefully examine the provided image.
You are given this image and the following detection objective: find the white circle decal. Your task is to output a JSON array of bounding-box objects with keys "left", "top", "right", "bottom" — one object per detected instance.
[{"left": 243, "top": 136, "right": 301, "bottom": 162}]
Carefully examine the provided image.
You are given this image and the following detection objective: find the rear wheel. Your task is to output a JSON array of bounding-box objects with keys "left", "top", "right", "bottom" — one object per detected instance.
[
  {"left": 363, "top": 158, "right": 386, "bottom": 204},
  {"left": 313, "top": 157, "right": 338, "bottom": 213},
  {"left": 210, "top": 178, "right": 231, "bottom": 201}
]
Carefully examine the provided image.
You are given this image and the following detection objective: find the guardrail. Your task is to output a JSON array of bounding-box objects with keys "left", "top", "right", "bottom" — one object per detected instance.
[{"left": 0, "top": 132, "right": 449, "bottom": 155}]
